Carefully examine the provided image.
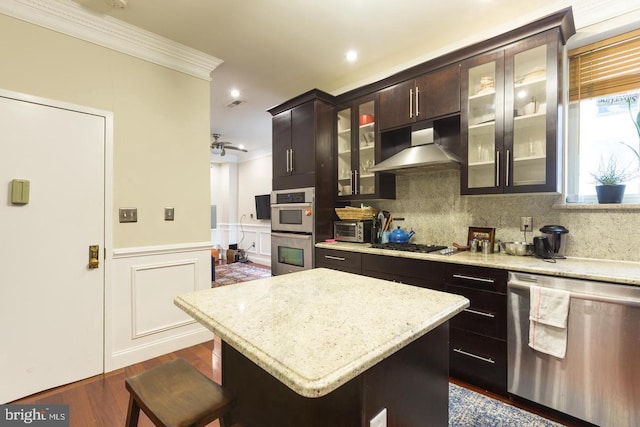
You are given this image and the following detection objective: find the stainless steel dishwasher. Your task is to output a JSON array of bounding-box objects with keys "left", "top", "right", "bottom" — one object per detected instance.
[{"left": 507, "top": 272, "right": 640, "bottom": 427}]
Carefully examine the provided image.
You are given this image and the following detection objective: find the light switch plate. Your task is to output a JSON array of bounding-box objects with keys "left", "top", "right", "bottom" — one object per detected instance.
[
  {"left": 164, "top": 207, "right": 174, "bottom": 221},
  {"left": 119, "top": 208, "right": 137, "bottom": 223},
  {"left": 11, "top": 179, "right": 30, "bottom": 205}
]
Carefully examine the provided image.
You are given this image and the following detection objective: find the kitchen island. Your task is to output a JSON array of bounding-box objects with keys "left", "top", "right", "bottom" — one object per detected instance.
[{"left": 175, "top": 268, "right": 469, "bottom": 427}]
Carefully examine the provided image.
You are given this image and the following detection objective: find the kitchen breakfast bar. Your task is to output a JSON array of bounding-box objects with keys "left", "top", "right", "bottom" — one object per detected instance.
[{"left": 175, "top": 268, "right": 468, "bottom": 427}]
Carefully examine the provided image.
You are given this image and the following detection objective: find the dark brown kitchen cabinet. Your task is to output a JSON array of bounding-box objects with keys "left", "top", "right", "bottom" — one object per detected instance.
[
  {"left": 336, "top": 95, "right": 395, "bottom": 200},
  {"left": 446, "top": 264, "right": 508, "bottom": 395},
  {"left": 269, "top": 90, "right": 335, "bottom": 191},
  {"left": 315, "top": 248, "right": 362, "bottom": 275},
  {"left": 378, "top": 64, "right": 461, "bottom": 131},
  {"left": 361, "top": 254, "right": 446, "bottom": 291},
  {"left": 461, "top": 29, "right": 567, "bottom": 195}
]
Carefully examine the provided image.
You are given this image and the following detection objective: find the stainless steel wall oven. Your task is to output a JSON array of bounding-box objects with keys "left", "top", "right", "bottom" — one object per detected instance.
[{"left": 270, "top": 187, "right": 315, "bottom": 276}]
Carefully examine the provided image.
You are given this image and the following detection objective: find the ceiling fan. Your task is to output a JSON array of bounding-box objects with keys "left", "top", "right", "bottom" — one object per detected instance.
[{"left": 210, "top": 133, "right": 248, "bottom": 156}]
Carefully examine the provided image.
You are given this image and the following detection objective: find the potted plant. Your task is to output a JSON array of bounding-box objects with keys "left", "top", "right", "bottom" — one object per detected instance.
[{"left": 590, "top": 155, "right": 632, "bottom": 203}]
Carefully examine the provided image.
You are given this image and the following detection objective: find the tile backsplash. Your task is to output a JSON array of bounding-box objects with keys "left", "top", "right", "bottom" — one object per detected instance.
[{"left": 369, "top": 170, "right": 639, "bottom": 262}]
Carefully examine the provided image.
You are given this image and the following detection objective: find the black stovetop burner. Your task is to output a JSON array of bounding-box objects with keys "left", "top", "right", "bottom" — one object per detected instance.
[{"left": 371, "top": 243, "right": 447, "bottom": 253}]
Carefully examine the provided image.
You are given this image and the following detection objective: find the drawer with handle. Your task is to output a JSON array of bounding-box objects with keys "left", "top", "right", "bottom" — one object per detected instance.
[
  {"left": 446, "top": 264, "right": 507, "bottom": 293},
  {"left": 447, "top": 284, "right": 506, "bottom": 339},
  {"left": 315, "top": 248, "right": 362, "bottom": 274},
  {"left": 450, "top": 328, "right": 507, "bottom": 395}
]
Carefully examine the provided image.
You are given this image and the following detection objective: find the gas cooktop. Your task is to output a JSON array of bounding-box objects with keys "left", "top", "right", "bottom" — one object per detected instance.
[{"left": 371, "top": 243, "right": 448, "bottom": 253}]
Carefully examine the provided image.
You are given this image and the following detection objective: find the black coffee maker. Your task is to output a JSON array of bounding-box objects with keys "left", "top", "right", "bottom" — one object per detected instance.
[{"left": 535, "top": 225, "right": 569, "bottom": 259}]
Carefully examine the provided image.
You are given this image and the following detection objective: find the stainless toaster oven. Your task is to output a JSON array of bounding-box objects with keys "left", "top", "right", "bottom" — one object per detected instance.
[{"left": 333, "top": 220, "right": 372, "bottom": 243}]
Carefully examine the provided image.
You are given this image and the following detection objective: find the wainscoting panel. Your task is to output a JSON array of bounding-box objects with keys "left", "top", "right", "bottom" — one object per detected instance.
[
  {"left": 107, "top": 242, "right": 213, "bottom": 371},
  {"left": 131, "top": 259, "right": 199, "bottom": 338},
  {"left": 211, "top": 222, "right": 271, "bottom": 266}
]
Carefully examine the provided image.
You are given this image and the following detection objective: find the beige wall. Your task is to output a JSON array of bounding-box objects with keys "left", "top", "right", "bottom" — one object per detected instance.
[{"left": 0, "top": 15, "right": 211, "bottom": 248}]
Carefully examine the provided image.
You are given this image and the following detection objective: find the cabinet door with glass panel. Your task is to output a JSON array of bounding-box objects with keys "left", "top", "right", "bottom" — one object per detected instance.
[
  {"left": 504, "top": 31, "right": 560, "bottom": 193},
  {"left": 461, "top": 50, "right": 505, "bottom": 194},
  {"left": 336, "top": 97, "right": 377, "bottom": 198},
  {"left": 461, "top": 30, "right": 563, "bottom": 194}
]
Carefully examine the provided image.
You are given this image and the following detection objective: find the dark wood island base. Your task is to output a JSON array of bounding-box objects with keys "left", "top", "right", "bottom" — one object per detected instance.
[{"left": 222, "top": 323, "right": 449, "bottom": 427}]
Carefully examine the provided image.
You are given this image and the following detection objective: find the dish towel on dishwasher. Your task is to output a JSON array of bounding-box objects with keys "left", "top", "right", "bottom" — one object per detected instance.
[{"left": 529, "top": 286, "right": 570, "bottom": 358}]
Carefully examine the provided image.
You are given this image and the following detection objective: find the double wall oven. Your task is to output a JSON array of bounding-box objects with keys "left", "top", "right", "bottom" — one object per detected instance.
[{"left": 270, "top": 187, "right": 315, "bottom": 276}]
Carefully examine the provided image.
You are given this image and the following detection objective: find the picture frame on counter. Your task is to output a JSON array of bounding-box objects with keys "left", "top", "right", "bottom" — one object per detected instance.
[{"left": 467, "top": 226, "right": 496, "bottom": 248}]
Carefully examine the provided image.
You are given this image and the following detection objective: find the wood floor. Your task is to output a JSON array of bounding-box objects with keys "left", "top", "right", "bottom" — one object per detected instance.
[
  {"left": 11, "top": 338, "right": 225, "bottom": 427},
  {"left": 11, "top": 336, "right": 588, "bottom": 427}
]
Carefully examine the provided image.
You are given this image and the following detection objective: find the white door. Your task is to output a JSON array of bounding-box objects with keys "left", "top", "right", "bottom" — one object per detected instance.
[{"left": 0, "top": 93, "right": 105, "bottom": 403}]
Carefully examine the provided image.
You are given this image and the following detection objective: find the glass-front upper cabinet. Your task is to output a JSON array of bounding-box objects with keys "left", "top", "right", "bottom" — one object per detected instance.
[
  {"left": 462, "top": 50, "right": 504, "bottom": 193},
  {"left": 337, "top": 98, "right": 377, "bottom": 198},
  {"left": 461, "top": 31, "right": 563, "bottom": 195},
  {"left": 509, "top": 44, "right": 548, "bottom": 188}
]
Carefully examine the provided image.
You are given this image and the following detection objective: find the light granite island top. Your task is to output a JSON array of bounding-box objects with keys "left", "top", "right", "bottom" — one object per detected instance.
[
  {"left": 174, "top": 267, "right": 469, "bottom": 398},
  {"left": 175, "top": 268, "right": 469, "bottom": 427}
]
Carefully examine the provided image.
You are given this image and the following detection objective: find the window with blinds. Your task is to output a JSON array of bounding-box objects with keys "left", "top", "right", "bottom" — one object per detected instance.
[
  {"left": 569, "top": 28, "right": 640, "bottom": 101},
  {"left": 566, "top": 28, "right": 640, "bottom": 203}
]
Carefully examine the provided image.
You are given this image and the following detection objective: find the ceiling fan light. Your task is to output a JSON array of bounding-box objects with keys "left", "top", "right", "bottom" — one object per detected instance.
[
  {"left": 221, "top": 147, "right": 226, "bottom": 156},
  {"left": 211, "top": 144, "right": 222, "bottom": 155}
]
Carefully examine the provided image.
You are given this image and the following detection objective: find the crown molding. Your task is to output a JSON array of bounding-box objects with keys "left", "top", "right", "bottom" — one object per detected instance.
[{"left": 0, "top": 0, "right": 222, "bottom": 80}]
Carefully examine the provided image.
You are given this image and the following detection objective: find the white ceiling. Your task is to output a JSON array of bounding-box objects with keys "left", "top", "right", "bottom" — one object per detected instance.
[{"left": 77, "top": 0, "right": 640, "bottom": 162}]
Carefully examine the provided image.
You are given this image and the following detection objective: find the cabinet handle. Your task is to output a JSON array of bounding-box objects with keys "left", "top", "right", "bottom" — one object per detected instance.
[
  {"left": 354, "top": 170, "right": 359, "bottom": 195},
  {"left": 290, "top": 149, "right": 295, "bottom": 172},
  {"left": 349, "top": 171, "right": 353, "bottom": 194},
  {"left": 506, "top": 149, "right": 510, "bottom": 187},
  {"left": 453, "top": 348, "right": 495, "bottom": 364},
  {"left": 409, "top": 88, "right": 413, "bottom": 119},
  {"left": 415, "top": 86, "right": 420, "bottom": 117},
  {"left": 285, "top": 149, "right": 290, "bottom": 173},
  {"left": 324, "top": 255, "right": 346, "bottom": 261},
  {"left": 463, "top": 308, "right": 496, "bottom": 318},
  {"left": 495, "top": 150, "right": 500, "bottom": 187},
  {"left": 452, "top": 274, "right": 495, "bottom": 283}
]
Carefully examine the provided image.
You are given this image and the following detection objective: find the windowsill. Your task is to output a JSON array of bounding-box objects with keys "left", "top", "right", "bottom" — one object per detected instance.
[{"left": 553, "top": 202, "right": 640, "bottom": 210}]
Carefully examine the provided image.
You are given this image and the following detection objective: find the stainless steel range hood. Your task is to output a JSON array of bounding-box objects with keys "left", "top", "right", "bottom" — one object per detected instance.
[{"left": 369, "top": 128, "right": 461, "bottom": 174}]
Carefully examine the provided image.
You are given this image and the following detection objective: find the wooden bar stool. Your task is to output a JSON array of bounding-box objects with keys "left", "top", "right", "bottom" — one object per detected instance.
[{"left": 125, "top": 358, "right": 235, "bottom": 427}]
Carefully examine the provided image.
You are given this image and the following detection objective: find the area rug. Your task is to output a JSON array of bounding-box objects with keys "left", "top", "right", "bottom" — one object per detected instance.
[
  {"left": 212, "top": 262, "right": 271, "bottom": 287},
  {"left": 449, "top": 383, "right": 564, "bottom": 427}
]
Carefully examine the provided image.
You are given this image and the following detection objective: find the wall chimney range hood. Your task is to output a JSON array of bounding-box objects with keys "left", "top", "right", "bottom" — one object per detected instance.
[{"left": 369, "top": 128, "right": 461, "bottom": 174}]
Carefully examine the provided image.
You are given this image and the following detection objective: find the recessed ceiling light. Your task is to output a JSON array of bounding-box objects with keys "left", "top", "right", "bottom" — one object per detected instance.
[
  {"left": 345, "top": 50, "right": 358, "bottom": 62},
  {"left": 230, "top": 89, "right": 240, "bottom": 98}
]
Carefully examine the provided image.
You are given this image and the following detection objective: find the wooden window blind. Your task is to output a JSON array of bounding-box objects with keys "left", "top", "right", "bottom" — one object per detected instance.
[{"left": 569, "top": 28, "right": 640, "bottom": 101}]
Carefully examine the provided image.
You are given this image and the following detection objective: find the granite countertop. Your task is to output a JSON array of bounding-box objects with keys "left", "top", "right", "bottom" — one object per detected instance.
[
  {"left": 174, "top": 268, "right": 469, "bottom": 398},
  {"left": 315, "top": 242, "right": 640, "bottom": 286}
]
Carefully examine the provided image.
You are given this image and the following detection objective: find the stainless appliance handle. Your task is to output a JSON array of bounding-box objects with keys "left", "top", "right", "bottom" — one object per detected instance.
[
  {"left": 453, "top": 348, "right": 495, "bottom": 364},
  {"left": 271, "top": 231, "right": 312, "bottom": 240},
  {"left": 271, "top": 202, "right": 313, "bottom": 208},
  {"left": 324, "top": 255, "right": 346, "bottom": 261},
  {"left": 508, "top": 281, "right": 640, "bottom": 307},
  {"left": 464, "top": 308, "right": 496, "bottom": 318},
  {"left": 506, "top": 149, "right": 510, "bottom": 186},
  {"left": 495, "top": 150, "right": 500, "bottom": 187},
  {"left": 415, "top": 86, "right": 420, "bottom": 117},
  {"left": 409, "top": 88, "right": 413, "bottom": 118},
  {"left": 452, "top": 274, "right": 495, "bottom": 283}
]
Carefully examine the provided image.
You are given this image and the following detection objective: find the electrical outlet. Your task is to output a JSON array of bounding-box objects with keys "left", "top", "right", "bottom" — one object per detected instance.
[
  {"left": 520, "top": 216, "right": 533, "bottom": 232},
  {"left": 370, "top": 408, "right": 387, "bottom": 427}
]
